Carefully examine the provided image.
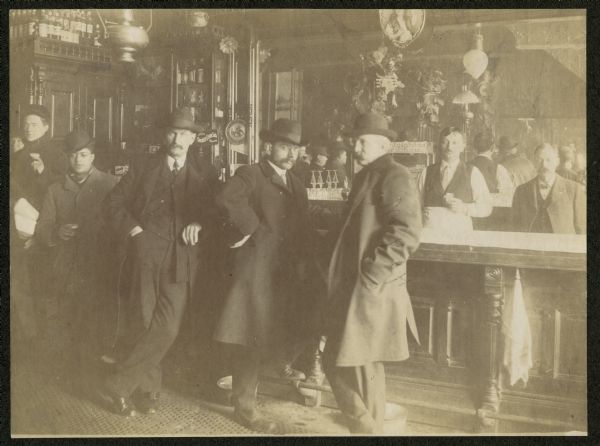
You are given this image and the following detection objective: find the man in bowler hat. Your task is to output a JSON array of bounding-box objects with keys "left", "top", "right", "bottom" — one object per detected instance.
[
  {"left": 213, "top": 118, "right": 320, "bottom": 433},
  {"left": 103, "top": 108, "right": 219, "bottom": 417},
  {"left": 36, "top": 130, "right": 118, "bottom": 382},
  {"left": 324, "top": 112, "right": 422, "bottom": 434}
]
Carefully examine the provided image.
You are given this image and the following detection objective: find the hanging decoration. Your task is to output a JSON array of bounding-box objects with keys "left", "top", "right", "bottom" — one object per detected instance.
[
  {"left": 95, "top": 9, "right": 151, "bottom": 63},
  {"left": 219, "top": 36, "right": 239, "bottom": 54},
  {"left": 379, "top": 9, "right": 427, "bottom": 49},
  {"left": 416, "top": 68, "right": 447, "bottom": 125}
]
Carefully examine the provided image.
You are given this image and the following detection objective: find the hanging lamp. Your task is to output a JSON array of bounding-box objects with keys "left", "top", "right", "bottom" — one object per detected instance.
[{"left": 462, "top": 23, "right": 488, "bottom": 79}]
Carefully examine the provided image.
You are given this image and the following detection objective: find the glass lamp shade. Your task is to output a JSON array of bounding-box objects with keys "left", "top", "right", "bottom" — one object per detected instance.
[
  {"left": 463, "top": 34, "right": 488, "bottom": 79},
  {"left": 452, "top": 89, "right": 480, "bottom": 105}
]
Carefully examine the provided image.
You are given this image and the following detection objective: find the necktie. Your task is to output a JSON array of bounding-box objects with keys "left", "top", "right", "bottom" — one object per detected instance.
[
  {"left": 441, "top": 164, "right": 450, "bottom": 190},
  {"left": 280, "top": 172, "right": 287, "bottom": 186},
  {"left": 172, "top": 160, "right": 180, "bottom": 178}
]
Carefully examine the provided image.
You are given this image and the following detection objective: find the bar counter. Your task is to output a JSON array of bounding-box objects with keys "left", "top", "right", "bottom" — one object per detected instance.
[{"left": 392, "top": 230, "right": 587, "bottom": 433}]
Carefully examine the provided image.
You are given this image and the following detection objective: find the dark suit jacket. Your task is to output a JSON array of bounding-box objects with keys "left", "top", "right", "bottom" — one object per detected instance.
[
  {"left": 105, "top": 150, "right": 220, "bottom": 283},
  {"left": 213, "top": 160, "right": 318, "bottom": 352},
  {"left": 512, "top": 175, "right": 586, "bottom": 234},
  {"left": 326, "top": 154, "right": 422, "bottom": 366}
]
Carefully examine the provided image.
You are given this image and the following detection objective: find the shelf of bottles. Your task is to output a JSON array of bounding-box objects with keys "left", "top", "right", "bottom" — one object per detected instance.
[
  {"left": 307, "top": 170, "right": 350, "bottom": 201},
  {"left": 175, "top": 57, "right": 209, "bottom": 122},
  {"left": 9, "top": 9, "right": 110, "bottom": 64}
]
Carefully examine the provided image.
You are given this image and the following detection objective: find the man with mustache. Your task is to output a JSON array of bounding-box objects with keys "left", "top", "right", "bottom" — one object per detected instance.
[
  {"left": 512, "top": 143, "right": 585, "bottom": 234},
  {"left": 417, "top": 126, "right": 492, "bottom": 230},
  {"left": 102, "top": 108, "right": 219, "bottom": 417},
  {"left": 213, "top": 118, "right": 319, "bottom": 433}
]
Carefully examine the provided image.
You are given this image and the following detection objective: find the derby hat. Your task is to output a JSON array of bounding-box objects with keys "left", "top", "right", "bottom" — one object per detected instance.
[
  {"left": 497, "top": 135, "right": 519, "bottom": 152},
  {"left": 24, "top": 104, "right": 51, "bottom": 123},
  {"left": 259, "top": 118, "right": 305, "bottom": 145},
  {"left": 162, "top": 107, "right": 203, "bottom": 133},
  {"left": 344, "top": 112, "right": 397, "bottom": 141},
  {"left": 64, "top": 129, "right": 95, "bottom": 153}
]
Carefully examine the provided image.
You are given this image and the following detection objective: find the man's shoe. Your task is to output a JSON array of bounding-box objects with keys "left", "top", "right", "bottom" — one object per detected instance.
[
  {"left": 233, "top": 410, "right": 283, "bottom": 434},
  {"left": 279, "top": 364, "right": 306, "bottom": 381},
  {"left": 133, "top": 391, "right": 160, "bottom": 414},
  {"left": 96, "top": 388, "right": 137, "bottom": 418}
]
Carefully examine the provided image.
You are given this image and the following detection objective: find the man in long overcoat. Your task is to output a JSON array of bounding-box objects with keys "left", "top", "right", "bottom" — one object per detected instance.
[
  {"left": 103, "top": 108, "right": 219, "bottom": 417},
  {"left": 213, "top": 118, "right": 319, "bottom": 433},
  {"left": 35, "top": 130, "right": 118, "bottom": 381},
  {"left": 324, "top": 112, "right": 422, "bottom": 434}
]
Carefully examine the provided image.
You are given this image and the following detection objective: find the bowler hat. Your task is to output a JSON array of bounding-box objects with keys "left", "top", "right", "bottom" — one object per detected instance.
[
  {"left": 344, "top": 112, "right": 397, "bottom": 141},
  {"left": 24, "top": 104, "right": 51, "bottom": 123},
  {"left": 64, "top": 129, "right": 95, "bottom": 153},
  {"left": 497, "top": 135, "right": 518, "bottom": 152},
  {"left": 162, "top": 107, "right": 203, "bottom": 133},
  {"left": 260, "top": 118, "right": 305, "bottom": 145}
]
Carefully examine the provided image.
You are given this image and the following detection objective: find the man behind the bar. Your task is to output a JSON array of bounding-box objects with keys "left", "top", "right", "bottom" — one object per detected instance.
[
  {"left": 213, "top": 118, "right": 319, "bottom": 433},
  {"left": 35, "top": 130, "right": 118, "bottom": 383},
  {"left": 512, "top": 143, "right": 585, "bottom": 234},
  {"left": 324, "top": 112, "right": 422, "bottom": 434},
  {"left": 469, "top": 130, "right": 513, "bottom": 196},
  {"left": 102, "top": 108, "right": 218, "bottom": 417},
  {"left": 417, "top": 127, "right": 492, "bottom": 230}
]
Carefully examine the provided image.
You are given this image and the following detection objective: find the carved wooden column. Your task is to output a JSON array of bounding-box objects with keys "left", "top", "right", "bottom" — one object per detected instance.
[{"left": 476, "top": 265, "right": 504, "bottom": 432}]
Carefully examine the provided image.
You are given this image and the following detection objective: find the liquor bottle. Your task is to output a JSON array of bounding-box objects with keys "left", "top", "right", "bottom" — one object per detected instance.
[
  {"left": 38, "top": 10, "right": 49, "bottom": 39},
  {"left": 182, "top": 60, "right": 189, "bottom": 84},
  {"left": 93, "top": 23, "right": 102, "bottom": 47},
  {"left": 86, "top": 11, "right": 94, "bottom": 44}
]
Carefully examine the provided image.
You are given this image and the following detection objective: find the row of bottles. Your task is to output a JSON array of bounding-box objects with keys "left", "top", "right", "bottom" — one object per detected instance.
[
  {"left": 9, "top": 9, "right": 103, "bottom": 46},
  {"left": 176, "top": 59, "right": 206, "bottom": 85}
]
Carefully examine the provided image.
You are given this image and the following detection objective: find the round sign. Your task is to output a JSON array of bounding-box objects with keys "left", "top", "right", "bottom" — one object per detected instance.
[
  {"left": 379, "top": 9, "right": 427, "bottom": 49},
  {"left": 225, "top": 119, "right": 246, "bottom": 144}
]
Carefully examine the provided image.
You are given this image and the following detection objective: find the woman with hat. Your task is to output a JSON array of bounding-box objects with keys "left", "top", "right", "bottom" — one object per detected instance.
[{"left": 35, "top": 129, "right": 118, "bottom": 385}]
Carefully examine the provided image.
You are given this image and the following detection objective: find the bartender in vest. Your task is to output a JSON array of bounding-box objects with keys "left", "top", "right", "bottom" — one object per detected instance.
[
  {"left": 468, "top": 130, "right": 514, "bottom": 230},
  {"left": 417, "top": 127, "right": 492, "bottom": 232}
]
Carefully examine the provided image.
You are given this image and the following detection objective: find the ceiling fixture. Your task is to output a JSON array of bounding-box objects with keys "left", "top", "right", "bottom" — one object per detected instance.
[
  {"left": 189, "top": 10, "right": 209, "bottom": 28},
  {"left": 96, "top": 9, "right": 152, "bottom": 63},
  {"left": 462, "top": 23, "right": 488, "bottom": 79},
  {"left": 452, "top": 84, "right": 480, "bottom": 125}
]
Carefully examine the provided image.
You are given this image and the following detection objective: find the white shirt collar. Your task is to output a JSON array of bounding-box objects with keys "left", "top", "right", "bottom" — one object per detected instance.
[
  {"left": 478, "top": 152, "right": 494, "bottom": 160},
  {"left": 538, "top": 174, "right": 557, "bottom": 189},
  {"left": 440, "top": 158, "right": 460, "bottom": 172},
  {"left": 267, "top": 160, "right": 288, "bottom": 178},
  {"left": 167, "top": 154, "right": 187, "bottom": 170}
]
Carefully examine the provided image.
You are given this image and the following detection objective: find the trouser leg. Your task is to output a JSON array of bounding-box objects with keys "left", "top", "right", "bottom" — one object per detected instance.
[
  {"left": 105, "top": 274, "right": 188, "bottom": 397},
  {"left": 323, "top": 343, "right": 386, "bottom": 434},
  {"left": 230, "top": 345, "right": 261, "bottom": 420}
]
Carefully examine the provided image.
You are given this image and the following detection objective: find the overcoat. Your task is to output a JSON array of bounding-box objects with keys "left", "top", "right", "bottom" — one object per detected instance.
[
  {"left": 325, "top": 154, "right": 422, "bottom": 367},
  {"left": 213, "top": 160, "right": 319, "bottom": 353},
  {"left": 35, "top": 167, "right": 118, "bottom": 346},
  {"left": 104, "top": 151, "right": 219, "bottom": 337},
  {"left": 511, "top": 175, "right": 586, "bottom": 234}
]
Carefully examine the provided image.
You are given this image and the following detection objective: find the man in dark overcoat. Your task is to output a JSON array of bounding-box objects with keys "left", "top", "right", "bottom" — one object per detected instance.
[
  {"left": 323, "top": 113, "right": 422, "bottom": 434},
  {"left": 103, "top": 108, "right": 219, "bottom": 417},
  {"left": 512, "top": 143, "right": 586, "bottom": 234},
  {"left": 11, "top": 105, "right": 68, "bottom": 350},
  {"left": 35, "top": 130, "right": 118, "bottom": 381},
  {"left": 213, "top": 118, "right": 319, "bottom": 433}
]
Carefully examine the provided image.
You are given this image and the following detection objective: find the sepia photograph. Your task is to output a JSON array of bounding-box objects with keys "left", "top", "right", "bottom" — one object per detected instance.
[{"left": 8, "top": 6, "right": 587, "bottom": 437}]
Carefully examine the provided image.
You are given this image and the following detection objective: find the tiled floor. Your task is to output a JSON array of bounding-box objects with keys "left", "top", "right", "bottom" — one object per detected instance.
[{"left": 11, "top": 350, "right": 456, "bottom": 437}]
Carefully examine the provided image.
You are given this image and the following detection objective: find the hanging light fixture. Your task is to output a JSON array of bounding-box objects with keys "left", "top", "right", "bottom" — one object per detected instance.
[
  {"left": 462, "top": 23, "right": 488, "bottom": 79},
  {"left": 189, "top": 10, "right": 209, "bottom": 28},
  {"left": 96, "top": 9, "right": 152, "bottom": 63},
  {"left": 452, "top": 84, "right": 480, "bottom": 125}
]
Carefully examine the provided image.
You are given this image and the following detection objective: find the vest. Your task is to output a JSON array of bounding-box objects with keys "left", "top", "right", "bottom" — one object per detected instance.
[
  {"left": 529, "top": 184, "right": 554, "bottom": 233},
  {"left": 141, "top": 162, "right": 188, "bottom": 241},
  {"left": 469, "top": 155, "right": 498, "bottom": 193},
  {"left": 423, "top": 161, "right": 474, "bottom": 207}
]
